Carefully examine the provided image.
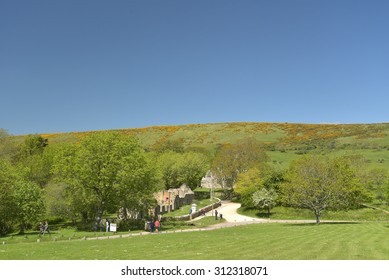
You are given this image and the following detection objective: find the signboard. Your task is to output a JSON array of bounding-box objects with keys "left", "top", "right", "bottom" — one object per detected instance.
[{"left": 109, "top": 223, "right": 117, "bottom": 232}]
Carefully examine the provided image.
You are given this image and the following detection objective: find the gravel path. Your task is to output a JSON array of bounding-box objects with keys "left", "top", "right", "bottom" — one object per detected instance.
[{"left": 84, "top": 201, "right": 340, "bottom": 241}]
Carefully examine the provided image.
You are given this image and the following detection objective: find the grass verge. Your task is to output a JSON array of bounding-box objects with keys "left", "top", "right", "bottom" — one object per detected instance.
[{"left": 1, "top": 222, "right": 389, "bottom": 260}]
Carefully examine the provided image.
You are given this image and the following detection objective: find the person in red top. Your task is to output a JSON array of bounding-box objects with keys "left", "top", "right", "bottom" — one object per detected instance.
[{"left": 154, "top": 220, "right": 160, "bottom": 233}]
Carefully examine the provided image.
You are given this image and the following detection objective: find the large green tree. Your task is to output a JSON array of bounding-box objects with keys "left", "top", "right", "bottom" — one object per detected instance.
[
  {"left": 282, "top": 155, "right": 368, "bottom": 224},
  {"left": 235, "top": 164, "right": 283, "bottom": 208},
  {"left": 0, "top": 159, "right": 45, "bottom": 235},
  {"left": 16, "top": 134, "right": 53, "bottom": 187},
  {"left": 157, "top": 151, "right": 181, "bottom": 189},
  {"left": 0, "top": 159, "right": 18, "bottom": 235},
  {"left": 54, "top": 132, "right": 161, "bottom": 229},
  {"left": 179, "top": 152, "right": 210, "bottom": 189},
  {"left": 13, "top": 179, "right": 45, "bottom": 233},
  {"left": 211, "top": 139, "right": 268, "bottom": 190},
  {"left": 157, "top": 151, "right": 209, "bottom": 189},
  {"left": 235, "top": 166, "right": 269, "bottom": 207}
]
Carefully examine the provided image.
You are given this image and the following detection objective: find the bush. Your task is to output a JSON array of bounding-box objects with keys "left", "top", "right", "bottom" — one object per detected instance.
[
  {"left": 194, "top": 188, "right": 210, "bottom": 199},
  {"left": 116, "top": 219, "right": 145, "bottom": 231}
]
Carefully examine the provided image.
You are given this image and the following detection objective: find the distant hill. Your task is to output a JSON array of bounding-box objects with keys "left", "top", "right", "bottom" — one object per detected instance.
[{"left": 39, "top": 122, "right": 389, "bottom": 168}]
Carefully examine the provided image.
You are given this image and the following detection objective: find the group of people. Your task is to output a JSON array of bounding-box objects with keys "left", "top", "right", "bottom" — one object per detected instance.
[
  {"left": 145, "top": 219, "right": 161, "bottom": 233},
  {"left": 39, "top": 221, "right": 50, "bottom": 235}
]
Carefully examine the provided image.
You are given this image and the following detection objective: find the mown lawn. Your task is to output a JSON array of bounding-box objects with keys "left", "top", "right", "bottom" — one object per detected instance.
[
  {"left": 238, "top": 206, "right": 389, "bottom": 222},
  {"left": 1, "top": 222, "right": 389, "bottom": 260}
]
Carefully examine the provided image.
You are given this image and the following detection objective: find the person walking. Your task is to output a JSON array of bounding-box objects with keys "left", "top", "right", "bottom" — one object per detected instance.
[
  {"left": 150, "top": 220, "right": 155, "bottom": 233},
  {"left": 43, "top": 221, "right": 50, "bottom": 235},
  {"left": 215, "top": 210, "right": 218, "bottom": 220},
  {"left": 39, "top": 222, "right": 44, "bottom": 234},
  {"left": 106, "top": 219, "right": 110, "bottom": 232}
]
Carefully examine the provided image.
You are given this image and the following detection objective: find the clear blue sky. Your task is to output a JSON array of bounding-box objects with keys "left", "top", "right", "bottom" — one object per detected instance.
[{"left": 1, "top": 0, "right": 388, "bottom": 135}]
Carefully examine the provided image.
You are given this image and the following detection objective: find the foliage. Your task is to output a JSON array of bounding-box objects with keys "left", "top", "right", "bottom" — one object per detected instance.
[
  {"left": 0, "top": 159, "right": 45, "bottom": 235},
  {"left": 252, "top": 188, "right": 278, "bottom": 214},
  {"left": 53, "top": 132, "right": 162, "bottom": 230},
  {"left": 234, "top": 164, "right": 283, "bottom": 207},
  {"left": 211, "top": 138, "right": 269, "bottom": 190},
  {"left": 45, "top": 182, "right": 71, "bottom": 219},
  {"left": 0, "top": 129, "right": 19, "bottom": 161},
  {"left": 157, "top": 151, "right": 210, "bottom": 189},
  {"left": 19, "top": 134, "right": 48, "bottom": 158},
  {"left": 116, "top": 152, "right": 162, "bottom": 218},
  {"left": 13, "top": 180, "right": 45, "bottom": 233},
  {"left": 234, "top": 167, "right": 267, "bottom": 207},
  {"left": 0, "top": 159, "right": 18, "bottom": 235},
  {"left": 179, "top": 152, "right": 210, "bottom": 189},
  {"left": 281, "top": 155, "right": 368, "bottom": 223}
]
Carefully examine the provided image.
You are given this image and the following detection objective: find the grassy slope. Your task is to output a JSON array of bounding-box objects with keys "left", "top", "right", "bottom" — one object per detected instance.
[
  {"left": 1, "top": 222, "right": 389, "bottom": 260},
  {"left": 38, "top": 122, "right": 389, "bottom": 169}
]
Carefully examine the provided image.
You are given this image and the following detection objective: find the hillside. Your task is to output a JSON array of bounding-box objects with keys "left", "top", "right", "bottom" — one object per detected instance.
[{"left": 38, "top": 122, "right": 389, "bottom": 168}]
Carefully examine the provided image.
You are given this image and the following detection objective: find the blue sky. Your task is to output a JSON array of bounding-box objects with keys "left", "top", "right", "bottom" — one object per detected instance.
[{"left": 1, "top": 0, "right": 388, "bottom": 135}]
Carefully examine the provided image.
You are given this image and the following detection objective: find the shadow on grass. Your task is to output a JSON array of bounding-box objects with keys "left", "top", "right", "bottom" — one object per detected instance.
[{"left": 254, "top": 212, "right": 273, "bottom": 219}]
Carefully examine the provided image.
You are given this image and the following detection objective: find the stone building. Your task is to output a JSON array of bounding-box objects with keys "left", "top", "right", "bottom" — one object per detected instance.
[{"left": 154, "top": 184, "right": 194, "bottom": 216}]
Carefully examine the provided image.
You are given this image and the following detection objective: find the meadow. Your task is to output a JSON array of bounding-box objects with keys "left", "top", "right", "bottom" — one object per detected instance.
[{"left": 1, "top": 222, "right": 389, "bottom": 260}]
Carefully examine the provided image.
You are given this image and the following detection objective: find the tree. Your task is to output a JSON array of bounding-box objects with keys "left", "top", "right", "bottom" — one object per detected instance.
[
  {"left": 157, "top": 151, "right": 210, "bottom": 190},
  {"left": 0, "top": 159, "right": 18, "bottom": 235},
  {"left": 282, "top": 155, "right": 367, "bottom": 224},
  {"left": 0, "top": 159, "right": 45, "bottom": 235},
  {"left": 158, "top": 151, "right": 182, "bottom": 189},
  {"left": 235, "top": 167, "right": 267, "bottom": 207},
  {"left": 19, "top": 134, "right": 48, "bottom": 157},
  {"left": 116, "top": 152, "right": 162, "bottom": 219},
  {"left": 235, "top": 164, "right": 282, "bottom": 207},
  {"left": 45, "top": 181, "right": 71, "bottom": 219},
  {"left": 54, "top": 132, "right": 161, "bottom": 229},
  {"left": 13, "top": 180, "right": 45, "bottom": 233},
  {"left": 178, "top": 152, "right": 210, "bottom": 190},
  {"left": 17, "top": 134, "right": 52, "bottom": 187},
  {"left": 253, "top": 188, "right": 278, "bottom": 214},
  {"left": 211, "top": 138, "right": 269, "bottom": 190},
  {"left": 0, "top": 129, "right": 18, "bottom": 161}
]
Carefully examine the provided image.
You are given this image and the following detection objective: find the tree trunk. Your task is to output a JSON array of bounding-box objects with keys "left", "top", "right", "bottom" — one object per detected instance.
[
  {"left": 314, "top": 209, "right": 321, "bottom": 224},
  {"left": 94, "top": 201, "right": 105, "bottom": 231},
  {"left": 19, "top": 223, "right": 26, "bottom": 235}
]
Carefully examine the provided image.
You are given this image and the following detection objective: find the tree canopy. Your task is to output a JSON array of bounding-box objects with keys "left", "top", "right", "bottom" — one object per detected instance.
[
  {"left": 53, "top": 132, "right": 162, "bottom": 229},
  {"left": 211, "top": 139, "right": 269, "bottom": 189},
  {"left": 282, "top": 155, "right": 368, "bottom": 223}
]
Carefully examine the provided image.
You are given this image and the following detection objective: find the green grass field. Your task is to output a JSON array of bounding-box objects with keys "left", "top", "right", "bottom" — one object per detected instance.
[
  {"left": 238, "top": 206, "right": 389, "bottom": 222},
  {"left": 1, "top": 222, "right": 389, "bottom": 260}
]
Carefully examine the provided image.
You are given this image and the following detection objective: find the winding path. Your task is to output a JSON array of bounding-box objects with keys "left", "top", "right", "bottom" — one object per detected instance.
[{"left": 84, "top": 201, "right": 343, "bottom": 241}]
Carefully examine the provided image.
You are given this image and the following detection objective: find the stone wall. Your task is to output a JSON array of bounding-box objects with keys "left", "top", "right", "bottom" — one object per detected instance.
[
  {"left": 154, "top": 184, "right": 194, "bottom": 216},
  {"left": 171, "top": 199, "right": 222, "bottom": 221}
]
